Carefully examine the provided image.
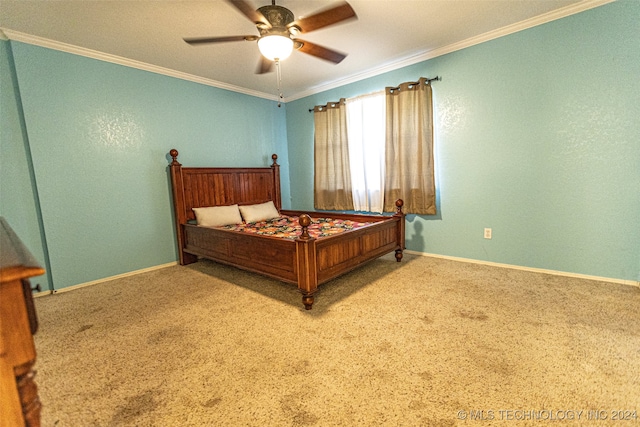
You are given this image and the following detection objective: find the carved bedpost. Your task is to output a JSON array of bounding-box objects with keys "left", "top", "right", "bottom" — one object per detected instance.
[
  {"left": 300, "top": 214, "right": 311, "bottom": 239},
  {"left": 169, "top": 149, "right": 179, "bottom": 166},
  {"left": 168, "top": 149, "right": 197, "bottom": 265},
  {"left": 296, "top": 214, "right": 317, "bottom": 310},
  {"left": 393, "top": 199, "right": 405, "bottom": 262},
  {"left": 271, "top": 154, "right": 282, "bottom": 211}
]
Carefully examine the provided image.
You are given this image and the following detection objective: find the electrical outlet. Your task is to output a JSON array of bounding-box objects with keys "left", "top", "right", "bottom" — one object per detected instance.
[{"left": 484, "top": 228, "right": 492, "bottom": 239}]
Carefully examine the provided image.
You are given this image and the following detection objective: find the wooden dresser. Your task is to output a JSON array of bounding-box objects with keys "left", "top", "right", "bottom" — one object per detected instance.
[{"left": 0, "top": 218, "right": 44, "bottom": 427}]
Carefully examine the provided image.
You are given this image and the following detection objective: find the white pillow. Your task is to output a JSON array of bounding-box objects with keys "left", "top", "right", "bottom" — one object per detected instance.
[
  {"left": 239, "top": 201, "right": 280, "bottom": 223},
  {"left": 192, "top": 204, "right": 243, "bottom": 227}
]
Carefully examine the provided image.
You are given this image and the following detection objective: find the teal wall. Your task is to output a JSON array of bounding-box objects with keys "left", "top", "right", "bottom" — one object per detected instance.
[
  {"left": 1, "top": 40, "right": 52, "bottom": 289},
  {"left": 2, "top": 41, "right": 290, "bottom": 291},
  {"left": 285, "top": 1, "right": 640, "bottom": 282},
  {"left": 2, "top": 1, "right": 638, "bottom": 290}
]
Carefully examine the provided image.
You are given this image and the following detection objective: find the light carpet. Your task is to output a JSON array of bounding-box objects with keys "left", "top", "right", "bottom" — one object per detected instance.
[{"left": 33, "top": 254, "right": 640, "bottom": 426}]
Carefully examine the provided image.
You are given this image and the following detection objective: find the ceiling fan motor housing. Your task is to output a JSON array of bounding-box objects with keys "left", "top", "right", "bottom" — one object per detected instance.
[{"left": 257, "top": 5, "right": 296, "bottom": 36}]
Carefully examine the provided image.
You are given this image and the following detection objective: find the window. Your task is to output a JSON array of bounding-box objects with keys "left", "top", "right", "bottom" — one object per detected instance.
[
  {"left": 314, "top": 77, "right": 436, "bottom": 215},
  {"left": 346, "top": 91, "right": 386, "bottom": 213}
]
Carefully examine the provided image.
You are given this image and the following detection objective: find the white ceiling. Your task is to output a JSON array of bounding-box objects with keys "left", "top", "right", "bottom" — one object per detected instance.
[{"left": 0, "top": 0, "right": 611, "bottom": 101}]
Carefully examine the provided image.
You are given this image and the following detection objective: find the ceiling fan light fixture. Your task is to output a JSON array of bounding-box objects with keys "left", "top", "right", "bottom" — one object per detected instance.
[{"left": 258, "top": 34, "right": 294, "bottom": 61}]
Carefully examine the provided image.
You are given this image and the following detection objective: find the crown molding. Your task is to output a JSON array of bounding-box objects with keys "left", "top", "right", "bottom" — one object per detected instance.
[
  {"left": 285, "top": 0, "right": 616, "bottom": 102},
  {"left": 0, "top": 28, "right": 279, "bottom": 102},
  {"left": 1, "top": 0, "right": 614, "bottom": 103}
]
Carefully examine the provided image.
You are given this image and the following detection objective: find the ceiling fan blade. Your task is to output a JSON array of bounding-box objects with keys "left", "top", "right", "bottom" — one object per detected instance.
[
  {"left": 295, "top": 39, "right": 347, "bottom": 64},
  {"left": 288, "top": 1, "right": 356, "bottom": 33},
  {"left": 256, "top": 56, "right": 274, "bottom": 74},
  {"left": 225, "top": 0, "right": 271, "bottom": 28},
  {"left": 184, "top": 35, "right": 258, "bottom": 45}
]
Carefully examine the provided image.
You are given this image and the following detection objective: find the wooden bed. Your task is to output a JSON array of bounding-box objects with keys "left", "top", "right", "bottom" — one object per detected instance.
[{"left": 168, "top": 149, "right": 405, "bottom": 309}]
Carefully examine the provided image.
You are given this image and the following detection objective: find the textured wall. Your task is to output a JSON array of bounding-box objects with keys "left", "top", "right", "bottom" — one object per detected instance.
[
  {"left": 5, "top": 42, "right": 289, "bottom": 290},
  {"left": 285, "top": 1, "right": 640, "bottom": 281},
  {"left": 0, "top": 40, "right": 52, "bottom": 289},
  {"left": 2, "top": 2, "right": 638, "bottom": 289}
]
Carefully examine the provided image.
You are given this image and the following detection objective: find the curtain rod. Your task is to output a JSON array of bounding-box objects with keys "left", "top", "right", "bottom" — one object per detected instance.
[
  {"left": 309, "top": 76, "right": 440, "bottom": 112},
  {"left": 388, "top": 76, "right": 441, "bottom": 92}
]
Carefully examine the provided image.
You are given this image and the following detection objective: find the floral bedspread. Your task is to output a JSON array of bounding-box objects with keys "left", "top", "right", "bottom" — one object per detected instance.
[{"left": 218, "top": 215, "right": 370, "bottom": 240}]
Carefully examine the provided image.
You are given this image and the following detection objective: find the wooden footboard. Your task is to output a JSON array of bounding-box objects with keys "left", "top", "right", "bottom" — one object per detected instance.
[{"left": 285, "top": 200, "right": 405, "bottom": 309}]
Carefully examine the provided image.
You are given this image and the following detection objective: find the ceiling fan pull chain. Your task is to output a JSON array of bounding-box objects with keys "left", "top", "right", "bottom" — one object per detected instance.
[{"left": 276, "top": 59, "right": 284, "bottom": 107}]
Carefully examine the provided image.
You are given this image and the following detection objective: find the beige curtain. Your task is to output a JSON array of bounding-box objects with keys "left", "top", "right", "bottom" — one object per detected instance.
[
  {"left": 313, "top": 99, "right": 354, "bottom": 210},
  {"left": 384, "top": 77, "right": 436, "bottom": 214}
]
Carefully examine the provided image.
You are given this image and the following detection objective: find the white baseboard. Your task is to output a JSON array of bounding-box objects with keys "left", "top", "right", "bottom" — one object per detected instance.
[
  {"left": 33, "top": 261, "right": 178, "bottom": 297},
  {"left": 405, "top": 250, "right": 640, "bottom": 288},
  {"left": 32, "top": 253, "right": 639, "bottom": 298}
]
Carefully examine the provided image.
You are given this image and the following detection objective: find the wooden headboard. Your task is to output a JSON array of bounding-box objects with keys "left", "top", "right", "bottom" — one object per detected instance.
[
  {"left": 169, "top": 149, "right": 281, "bottom": 224},
  {"left": 168, "top": 149, "right": 281, "bottom": 265}
]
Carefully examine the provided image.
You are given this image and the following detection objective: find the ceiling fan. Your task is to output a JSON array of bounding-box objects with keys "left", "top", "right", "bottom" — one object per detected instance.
[{"left": 183, "top": 0, "right": 357, "bottom": 74}]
